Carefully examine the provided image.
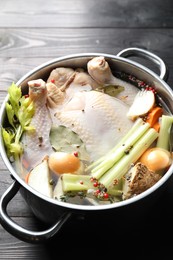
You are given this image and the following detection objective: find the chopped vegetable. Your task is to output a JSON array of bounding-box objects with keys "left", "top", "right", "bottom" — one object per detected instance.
[
  {"left": 145, "top": 106, "right": 163, "bottom": 128},
  {"left": 90, "top": 120, "right": 150, "bottom": 179},
  {"left": 2, "top": 82, "right": 35, "bottom": 162},
  {"left": 139, "top": 147, "right": 172, "bottom": 173},
  {"left": 61, "top": 173, "right": 121, "bottom": 202},
  {"left": 98, "top": 128, "right": 158, "bottom": 188},
  {"left": 62, "top": 174, "right": 93, "bottom": 192},
  {"left": 156, "top": 115, "right": 173, "bottom": 150},
  {"left": 122, "top": 162, "right": 162, "bottom": 200},
  {"left": 26, "top": 157, "right": 53, "bottom": 198},
  {"left": 48, "top": 151, "right": 83, "bottom": 175}
]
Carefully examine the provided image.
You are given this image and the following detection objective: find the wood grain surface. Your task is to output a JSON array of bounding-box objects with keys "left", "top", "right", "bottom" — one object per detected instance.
[{"left": 1, "top": 0, "right": 173, "bottom": 258}]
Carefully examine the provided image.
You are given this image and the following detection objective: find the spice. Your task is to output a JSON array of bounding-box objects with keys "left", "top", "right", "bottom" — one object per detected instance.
[
  {"left": 49, "top": 179, "right": 54, "bottom": 185},
  {"left": 103, "top": 193, "right": 109, "bottom": 199},
  {"left": 93, "top": 181, "right": 98, "bottom": 187},
  {"left": 34, "top": 83, "right": 41, "bottom": 87},
  {"left": 38, "top": 136, "right": 43, "bottom": 147},
  {"left": 90, "top": 177, "right": 110, "bottom": 201},
  {"left": 73, "top": 151, "right": 78, "bottom": 157},
  {"left": 124, "top": 145, "right": 133, "bottom": 154},
  {"left": 145, "top": 86, "right": 157, "bottom": 94}
]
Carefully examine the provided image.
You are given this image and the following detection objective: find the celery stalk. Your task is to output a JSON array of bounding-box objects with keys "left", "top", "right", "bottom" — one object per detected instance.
[
  {"left": 3, "top": 83, "right": 35, "bottom": 160},
  {"left": 91, "top": 121, "right": 150, "bottom": 179},
  {"left": 99, "top": 128, "right": 158, "bottom": 188},
  {"left": 87, "top": 118, "right": 145, "bottom": 171},
  {"left": 62, "top": 174, "right": 93, "bottom": 192},
  {"left": 156, "top": 115, "right": 173, "bottom": 150}
]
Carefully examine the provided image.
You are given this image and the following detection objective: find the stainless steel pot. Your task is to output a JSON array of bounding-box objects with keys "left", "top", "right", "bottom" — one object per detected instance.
[{"left": 0, "top": 47, "right": 173, "bottom": 243}]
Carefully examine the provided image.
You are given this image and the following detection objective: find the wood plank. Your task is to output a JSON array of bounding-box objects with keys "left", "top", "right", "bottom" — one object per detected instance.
[
  {"left": 1, "top": 28, "right": 173, "bottom": 59},
  {"left": 0, "top": 0, "right": 173, "bottom": 28},
  {"left": 1, "top": 28, "right": 173, "bottom": 88}
]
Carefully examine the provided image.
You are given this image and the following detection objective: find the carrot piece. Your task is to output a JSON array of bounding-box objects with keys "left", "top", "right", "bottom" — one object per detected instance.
[
  {"left": 153, "top": 121, "right": 160, "bottom": 132},
  {"left": 25, "top": 172, "right": 30, "bottom": 183},
  {"left": 146, "top": 106, "right": 163, "bottom": 127},
  {"left": 22, "top": 158, "right": 30, "bottom": 170}
]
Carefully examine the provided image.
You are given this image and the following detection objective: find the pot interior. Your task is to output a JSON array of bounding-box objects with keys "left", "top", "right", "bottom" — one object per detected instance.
[{"left": 1, "top": 53, "right": 173, "bottom": 211}]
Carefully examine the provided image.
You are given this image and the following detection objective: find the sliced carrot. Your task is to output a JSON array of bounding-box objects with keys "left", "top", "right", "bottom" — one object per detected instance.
[
  {"left": 25, "top": 172, "right": 30, "bottom": 184},
  {"left": 153, "top": 121, "right": 160, "bottom": 132},
  {"left": 146, "top": 106, "right": 163, "bottom": 127},
  {"left": 22, "top": 158, "right": 30, "bottom": 170}
]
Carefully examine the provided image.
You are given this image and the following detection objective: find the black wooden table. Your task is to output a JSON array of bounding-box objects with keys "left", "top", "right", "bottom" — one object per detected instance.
[{"left": 1, "top": 0, "right": 173, "bottom": 258}]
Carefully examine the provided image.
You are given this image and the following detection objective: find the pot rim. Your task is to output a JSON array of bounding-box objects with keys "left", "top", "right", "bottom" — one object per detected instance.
[{"left": 1, "top": 51, "right": 173, "bottom": 211}]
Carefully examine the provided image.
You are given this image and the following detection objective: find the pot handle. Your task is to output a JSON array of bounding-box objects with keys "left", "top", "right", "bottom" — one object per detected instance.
[
  {"left": 0, "top": 180, "right": 72, "bottom": 243},
  {"left": 116, "top": 47, "right": 168, "bottom": 81}
]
